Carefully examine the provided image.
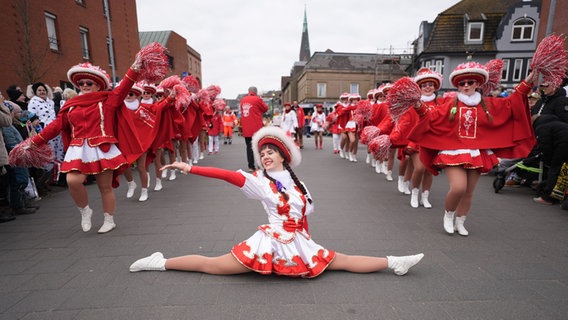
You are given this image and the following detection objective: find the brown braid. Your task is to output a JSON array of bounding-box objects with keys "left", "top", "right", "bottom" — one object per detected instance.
[
  {"left": 263, "top": 169, "right": 289, "bottom": 201},
  {"left": 480, "top": 98, "right": 493, "bottom": 123},
  {"left": 284, "top": 162, "right": 313, "bottom": 204},
  {"left": 449, "top": 97, "right": 493, "bottom": 122}
]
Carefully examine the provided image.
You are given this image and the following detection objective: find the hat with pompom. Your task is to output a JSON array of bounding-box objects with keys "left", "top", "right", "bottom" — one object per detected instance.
[
  {"left": 449, "top": 61, "right": 488, "bottom": 88},
  {"left": 252, "top": 126, "right": 301, "bottom": 168},
  {"left": 67, "top": 62, "right": 111, "bottom": 90},
  {"left": 414, "top": 67, "right": 443, "bottom": 90}
]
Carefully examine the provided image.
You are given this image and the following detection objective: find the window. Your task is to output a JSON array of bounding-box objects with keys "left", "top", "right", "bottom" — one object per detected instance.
[
  {"left": 45, "top": 12, "right": 59, "bottom": 51},
  {"left": 467, "top": 22, "right": 484, "bottom": 42},
  {"left": 511, "top": 18, "right": 534, "bottom": 41},
  {"left": 513, "top": 59, "right": 523, "bottom": 81},
  {"left": 80, "top": 27, "right": 90, "bottom": 59},
  {"left": 350, "top": 83, "right": 359, "bottom": 95},
  {"left": 434, "top": 60, "right": 444, "bottom": 74},
  {"left": 316, "top": 83, "right": 326, "bottom": 98},
  {"left": 526, "top": 59, "right": 532, "bottom": 78},
  {"left": 501, "top": 59, "right": 510, "bottom": 81}
]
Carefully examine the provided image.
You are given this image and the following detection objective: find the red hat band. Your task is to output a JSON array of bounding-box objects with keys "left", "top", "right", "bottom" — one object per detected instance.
[{"left": 258, "top": 136, "right": 291, "bottom": 163}]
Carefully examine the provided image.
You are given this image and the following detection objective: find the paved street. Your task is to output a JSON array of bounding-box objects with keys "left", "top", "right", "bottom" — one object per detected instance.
[{"left": 1, "top": 135, "right": 567, "bottom": 320}]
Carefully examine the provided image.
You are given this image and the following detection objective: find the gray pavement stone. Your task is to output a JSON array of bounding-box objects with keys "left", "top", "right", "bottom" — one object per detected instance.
[{"left": 1, "top": 135, "right": 567, "bottom": 319}]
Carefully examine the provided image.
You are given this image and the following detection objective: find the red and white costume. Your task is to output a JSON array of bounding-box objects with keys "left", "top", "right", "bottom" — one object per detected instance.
[
  {"left": 31, "top": 68, "right": 143, "bottom": 178},
  {"left": 310, "top": 110, "right": 326, "bottom": 132},
  {"left": 409, "top": 81, "right": 535, "bottom": 174},
  {"left": 188, "top": 166, "right": 335, "bottom": 278}
]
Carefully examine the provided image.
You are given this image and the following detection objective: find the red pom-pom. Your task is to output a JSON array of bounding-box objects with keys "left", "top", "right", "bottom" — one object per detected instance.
[
  {"left": 135, "top": 42, "right": 169, "bottom": 83},
  {"left": 325, "top": 113, "right": 337, "bottom": 124},
  {"left": 359, "top": 126, "right": 381, "bottom": 145},
  {"left": 205, "top": 85, "right": 221, "bottom": 102},
  {"left": 213, "top": 98, "right": 227, "bottom": 111},
  {"left": 353, "top": 100, "right": 373, "bottom": 128},
  {"left": 159, "top": 75, "right": 183, "bottom": 90},
  {"left": 171, "top": 84, "right": 191, "bottom": 110},
  {"left": 183, "top": 75, "right": 201, "bottom": 93},
  {"left": 386, "top": 77, "right": 421, "bottom": 122},
  {"left": 531, "top": 34, "right": 568, "bottom": 87},
  {"left": 9, "top": 139, "right": 54, "bottom": 168},
  {"left": 480, "top": 59, "right": 504, "bottom": 96},
  {"left": 368, "top": 135, "right": 391, "bottom": 161}
]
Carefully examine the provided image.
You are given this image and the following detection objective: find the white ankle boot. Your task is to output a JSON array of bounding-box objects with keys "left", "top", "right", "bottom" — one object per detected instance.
[
  {"left": 126, "top": 181, "right": 136, "bottom": 199},
  {"left": 366, "top": 153, "right": 371, "bottom": 164},
  {"left": 371, "top": 158, "right": 376, "bottom": 168},
  {"left": 454, "top": 216, "right": 469, "bottom": 236},
  {"left": 386, "top": 170, "right": 393, "bottom": 181},
  {"left": 169, "top": 170, "right": 176, "bottom": 181},
  {"left": 129, "top": 252, "right": 167, "bottom": 272},
  {"left": 420, "top": 191, "right": 432, "bottom": 209},
  {"left": 403, "top": 181, "right": 411, "bottom": 194},
  {"left": 410, "top": 188, "right": 419, "bottom": 208},
  {"left": 375, "top": 162, "right": 382, "bottom": 174},
  {"left": 351, "top": 153, "right": 357, "bottom": 162},
  {"left": 339, "top": 149, "right": 345, "bottom": 158},
  {"left": 79, "top": 206, "right": 92, "bottom": 232},
  {"left": 161, "top": 169, "right": 168, "bottom": 179},
  {"left": 381, "top": 162, "right": 388, "bottom": 174},
  {"left": 443, "top": 210, "right": 455, "bottom": 234},
  {"left": 387, "top": 253, "right": 424, "bottom": 276},
  {"left": 154, "top": 178, "right": 163, "bottom": 191},
  {"left": 139, "top": 188, "right": 148, "bottom": 202},
  {"left": 397, "top": 176, "right": 405, "bottom": 193},
  {"left": 98, "top": 213, "right": 116, "bottom": 234}
]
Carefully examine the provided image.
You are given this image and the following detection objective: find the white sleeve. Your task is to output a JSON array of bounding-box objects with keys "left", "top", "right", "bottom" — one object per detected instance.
[{"left": 238, "top": 170, "right": 270, "bottom": 201}]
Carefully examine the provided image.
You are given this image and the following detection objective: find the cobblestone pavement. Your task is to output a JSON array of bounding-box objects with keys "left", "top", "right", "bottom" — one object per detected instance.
[{"left": 1, "top": 135, "right": 567, "bottom": 320}]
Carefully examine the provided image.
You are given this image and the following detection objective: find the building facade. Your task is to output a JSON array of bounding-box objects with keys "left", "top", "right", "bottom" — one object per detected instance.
[
  {"left": 412, "top": 0, "right": 541, "bottom": 91},
  {"left": 0, "top": 0, "right": 139, "bottom": 92}
]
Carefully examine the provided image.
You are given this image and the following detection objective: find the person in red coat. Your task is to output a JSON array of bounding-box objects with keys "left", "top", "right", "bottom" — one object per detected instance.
[
  {"left": 239, "top": 86, "right": 268, "bottom": 171},
  {"left": 29, "top": 48, "right": 164, "bottom": 233},
  {"left": 292, "top": 101, "right": 305, "bottom": 149},
  {"left": 409, "top": 62, "right": 537, "bottom": 236},
  {"left": 207, "top": 110, "right": 223, "bottom": 154}
]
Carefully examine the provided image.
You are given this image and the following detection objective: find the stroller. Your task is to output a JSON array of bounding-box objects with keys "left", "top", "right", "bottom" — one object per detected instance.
[{"left": 493, "top": 152, "right": 543, "bottom": 193}]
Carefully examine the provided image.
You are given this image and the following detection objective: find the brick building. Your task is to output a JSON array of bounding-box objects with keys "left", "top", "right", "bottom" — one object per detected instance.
[{"left": 0, "top": 0, "right": 140, "bottom": 93}]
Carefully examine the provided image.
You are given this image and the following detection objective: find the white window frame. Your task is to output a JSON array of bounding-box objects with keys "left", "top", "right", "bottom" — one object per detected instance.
[
  {"left": 350, "top": 83, "right": 359, "bottom": 95},
  {"left": 45, "top": 12, "right": 59, "bottom": 51},
  {"left": 80, "top": 27, "right": 90, "bottom": 59},
  {"left": 467, "top": 22, "right": 484, "bottom": 42},
  {"left": 434, "top": 60, "right": 444, "bottom": 75},
  {"left": 526, "top": 59, "right": 532, "bottom": 79},
  {"left": 513, "top": 59, "right": 523, "bottom": 81},
  {"left": 316, "top": 83, "right": 326, "bottom": 98},
  {"left": 511, "top": 18, "right": 534, "bottom": 41},
  {"left": 501, "top": 59, "right": 510, "bottom": 81}
]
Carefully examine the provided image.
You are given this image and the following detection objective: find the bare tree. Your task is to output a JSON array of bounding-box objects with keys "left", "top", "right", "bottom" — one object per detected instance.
[{"left": 13, "top": 0, "right": 53, "bottom": 85}]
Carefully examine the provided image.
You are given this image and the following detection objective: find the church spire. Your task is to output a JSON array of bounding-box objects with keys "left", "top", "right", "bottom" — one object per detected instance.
[{"left": 299, "top": 6, "right": 311, "bottom": 62}]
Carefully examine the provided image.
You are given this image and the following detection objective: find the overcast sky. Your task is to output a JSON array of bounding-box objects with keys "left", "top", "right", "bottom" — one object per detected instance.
[{"left": 136, "top": 0, "right": 459, "bottom": 99}]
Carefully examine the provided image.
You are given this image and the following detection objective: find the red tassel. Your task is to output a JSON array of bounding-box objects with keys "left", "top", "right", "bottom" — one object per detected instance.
[
  {"left": 481, "top": 59, "right": 504, "bottom": 96},
  {"left": 359, "top": 126, "right": 381, "bottom": 145},
  {"left": 386, "top": 77, "right": 421, "bottom": 122},
  {"left": 368, "top": 135, "right": 391, "bottom": 161},
  {"left": 9, "top": 139, "right": 54, "bottom": 168},
  {"left": 135, "top": 42, "right": 169, "bottom": 83},
  {"left": 531, "top": 34, "right": 568, "bottom": 87}
]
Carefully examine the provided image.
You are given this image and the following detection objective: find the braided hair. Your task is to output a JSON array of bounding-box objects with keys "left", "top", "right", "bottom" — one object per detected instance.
[{"left": 260, "top": 144, "right": 313, "bottom": 204}]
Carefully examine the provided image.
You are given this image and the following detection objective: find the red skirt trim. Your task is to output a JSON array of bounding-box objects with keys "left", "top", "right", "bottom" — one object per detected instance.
[{"left": 433, "top": 149, "right": 498, "bottom": 173}]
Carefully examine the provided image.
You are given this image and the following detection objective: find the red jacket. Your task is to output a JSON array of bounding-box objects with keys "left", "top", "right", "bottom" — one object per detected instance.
[
  {"left": 207, "top": 113, "right": 223, "bottom": 136},
  {"left": 239, "top": 92, "right": 268, "bottom": 137},
  {"left": 295, "top": 106, "right": 305, "bottom": 128},
  {"left": 409, "top": 81, "right": 536, "bottom": 175}
]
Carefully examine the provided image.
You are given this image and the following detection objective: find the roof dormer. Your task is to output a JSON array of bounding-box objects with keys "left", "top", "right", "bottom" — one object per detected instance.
[{"left": 464, "top": 13, "right": 486, "bottom": 45}]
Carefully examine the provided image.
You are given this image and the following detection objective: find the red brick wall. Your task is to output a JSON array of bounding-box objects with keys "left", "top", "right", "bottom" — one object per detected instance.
[
  {"left": 537, "top": 0, "right": 568, "bottom": 50},
  {"left": 0, "top": 0, "right": 139, "bottom": 95}
]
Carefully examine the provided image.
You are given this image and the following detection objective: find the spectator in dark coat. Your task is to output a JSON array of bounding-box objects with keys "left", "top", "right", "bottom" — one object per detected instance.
[{"left": 531, "top": 82, "right": 568, "bottom": 123}]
